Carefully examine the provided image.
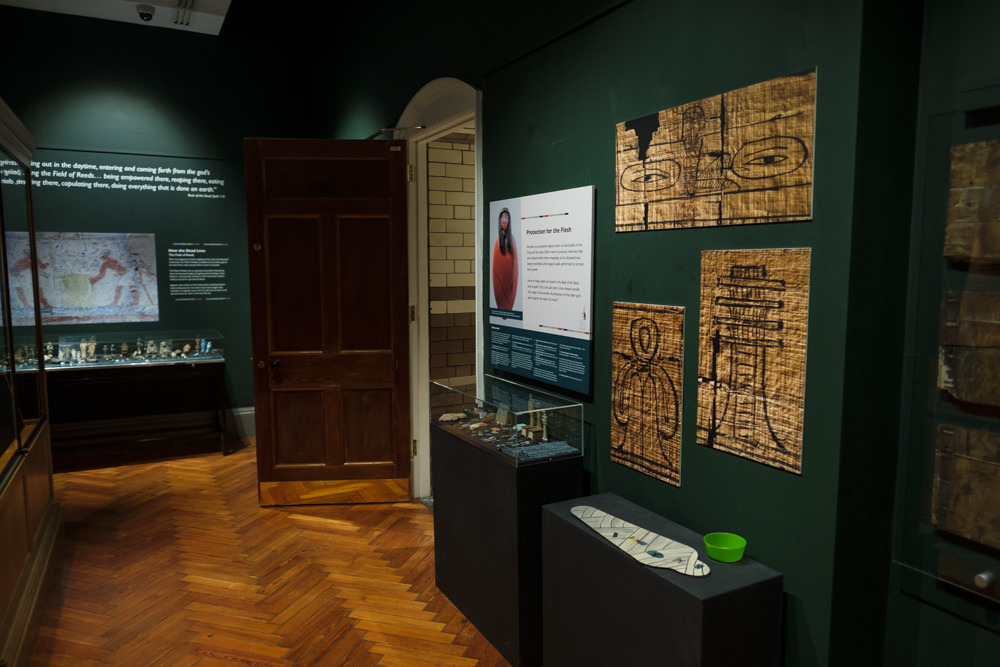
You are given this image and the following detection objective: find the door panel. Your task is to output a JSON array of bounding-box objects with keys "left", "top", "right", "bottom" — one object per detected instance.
[
  {"left": 266, "top": 216, "right": 323, "bottom": 351},
  {"left": 272, "top": 390, "right": 325, "bottom": 465},
  {"left": 343, "top": 389, "right": 393, "bottom": 463},
  {"left": 339, "top": 216, "right": 392, "bottom": 350},
  {"left": 245, "top": 139, "right": 411, "bottom": 505}
]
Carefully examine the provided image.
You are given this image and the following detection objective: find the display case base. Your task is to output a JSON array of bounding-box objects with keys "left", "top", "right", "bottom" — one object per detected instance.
[
  {"left": 431, "top": 422, "right": 583, "bottom": 667},
  {"left": 542, "top": 493, "right": 784, "bottom": 667},
  {"left": 46, "top": 359, "right": 229, "bottom": 471}
]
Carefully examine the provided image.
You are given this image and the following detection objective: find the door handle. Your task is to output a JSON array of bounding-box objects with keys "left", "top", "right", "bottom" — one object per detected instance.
[{"left": 271, "top": 358, "right": 281, "bottom": 369}]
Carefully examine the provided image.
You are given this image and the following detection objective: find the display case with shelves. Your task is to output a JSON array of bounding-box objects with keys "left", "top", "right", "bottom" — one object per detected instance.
[
  {"left": 429, "top": 374, "right": 583, "bottom": 466},
  {"left": 894, "top": 91, "right": 1000, "bottom": 632}
]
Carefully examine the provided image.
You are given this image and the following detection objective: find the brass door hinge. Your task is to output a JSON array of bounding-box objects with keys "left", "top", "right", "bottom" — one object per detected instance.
[
  {"left": 407, "top": 164, "right": 415, "bottom": 182},
  {"left": 411, "top": 439, "right": 418, "bottom": 457}
]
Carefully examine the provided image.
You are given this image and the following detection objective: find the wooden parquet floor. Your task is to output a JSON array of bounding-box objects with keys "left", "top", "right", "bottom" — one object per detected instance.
[{"left": 30, "top": 442, "right": 510, "bottom": 667}]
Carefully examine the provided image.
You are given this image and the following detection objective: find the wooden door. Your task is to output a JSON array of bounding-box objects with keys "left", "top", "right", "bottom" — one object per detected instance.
[{"left": 244, "top": 139, "right": 411, "bottom": 505}]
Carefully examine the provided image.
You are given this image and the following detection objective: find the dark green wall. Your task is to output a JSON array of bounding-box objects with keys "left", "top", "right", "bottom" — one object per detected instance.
[
  {"left": 0, "top": 5, "right": 318, "bottom": 410},
  {"left": 2, "top": 0, "right": 998, "bottom": 664},
  {"left": 479, "top": 0, "right": 923, "bottom": 664},
  {"left": 0, "top": 0, "right": 627, "bottom": 411}
]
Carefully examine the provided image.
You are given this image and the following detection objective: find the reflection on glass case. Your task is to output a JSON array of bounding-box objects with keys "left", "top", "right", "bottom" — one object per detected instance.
[
  {"left": 430, "top": 374, "right": 583, "bottom": 465},
  {"left": 896, "top": 114, "right": 1000, "bottom": 631},
  {"left": 28, "top": 329, "right": 223, "bottom": 369}
]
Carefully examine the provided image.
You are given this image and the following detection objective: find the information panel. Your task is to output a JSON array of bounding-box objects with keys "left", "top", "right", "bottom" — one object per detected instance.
[{"left": 488, "top": 185, "right": 594, "bottom": 394}]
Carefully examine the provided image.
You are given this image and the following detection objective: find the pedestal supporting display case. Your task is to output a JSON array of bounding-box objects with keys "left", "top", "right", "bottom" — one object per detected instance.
[
  {"left": 38, "top": 330, "right": 229, "bottom": 471},
  {"left": 430, "top": 375, "right": 584, "bottom": 666}
]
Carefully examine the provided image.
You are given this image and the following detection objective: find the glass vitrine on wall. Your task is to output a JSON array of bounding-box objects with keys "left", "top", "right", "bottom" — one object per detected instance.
[
  {"left": 0, "top": 152, "right": 15, "bottom": 481},
  {"left": 0, "top": 113, "right": 47, "bottom": 487},
  {"left": 0, "top": 96, "right": 60, "bottom": 666},
  {"left": 0, "top": 151, "right": 39, "bottom": 483},
  {"left": 895, "top": 90, "right": 1000, "bottom": 631}
]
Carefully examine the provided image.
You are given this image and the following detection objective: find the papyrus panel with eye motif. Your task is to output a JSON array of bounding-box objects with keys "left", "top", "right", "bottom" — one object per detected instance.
[{"left": 615, "top": 70, "right": 816, "bottom": 232}]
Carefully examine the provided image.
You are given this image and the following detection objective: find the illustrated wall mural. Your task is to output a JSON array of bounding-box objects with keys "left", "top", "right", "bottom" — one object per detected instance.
[
  {"left": 6, "top": 231, "right": 158, "bottom": 326},
  {"left": 615, "top": 69, "right": 816, "bottom": 232},
  {"left": 611, "top": 302, "right": 684, "bottom": 486},
  {"left": 696, "top": 248, "right": 811, "bottom": 474}
]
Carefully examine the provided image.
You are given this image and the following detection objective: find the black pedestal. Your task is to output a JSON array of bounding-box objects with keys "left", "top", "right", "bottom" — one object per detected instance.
[
  {"left": 542, "top": 493, "right": 784, "bottom": 667},
  {"left": 430, "top": 423, "right": 583, "bottom": 667}
]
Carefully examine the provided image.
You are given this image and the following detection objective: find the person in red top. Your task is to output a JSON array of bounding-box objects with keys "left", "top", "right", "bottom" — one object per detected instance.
[{"left": 492, "top": 207, "right": 518, "bottom": 310}]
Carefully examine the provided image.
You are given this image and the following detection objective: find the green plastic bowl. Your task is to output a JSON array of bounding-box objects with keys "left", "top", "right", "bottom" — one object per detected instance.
[{"left": 703, "top": 532, "right": 747, "bottom": 562}]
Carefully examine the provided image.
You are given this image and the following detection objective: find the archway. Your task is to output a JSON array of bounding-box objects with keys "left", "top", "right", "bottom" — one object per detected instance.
[{"left": 399, "top": 78, "right": 480, "bottom": 499}]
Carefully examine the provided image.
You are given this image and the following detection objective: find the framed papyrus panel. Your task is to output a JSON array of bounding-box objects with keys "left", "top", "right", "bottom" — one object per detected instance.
[
  {"left": 944, "top": 139, "right": 1000, "bottom": 263},
  {"left": 611, "top": 302, "right": 684, "bottom": 486},
  {"left": 616, "top": 69, "right": 816, "bottom": 232},
  {"left": 932, "top": 423, "right": 1000, "bottom": 551},
  {"left": 696, "top": 248, "right": 811, "bottom": 474},
  {"left": 938, "top": 290, "right": 1000, "bottom": 406}
]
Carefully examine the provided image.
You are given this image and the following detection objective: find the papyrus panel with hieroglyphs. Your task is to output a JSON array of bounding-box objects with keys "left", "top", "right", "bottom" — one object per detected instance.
[
  {"left": 611, "top": 302, "right": 684, "bottom": 486},
  {"left": 696, "top": 248, "right": 811, "bottom": 474},
  {"left": 932, "top": 422, "right": 1000, "bottom": 551},
  {"left": 938, "top": 290, "right": 1000, "bottom": 406},
  {"left": 944, "top": 139, "right": 1000, "bottom": 263},
  {"left": 615, "top": 69, "right": 816, "bottom": 232}
]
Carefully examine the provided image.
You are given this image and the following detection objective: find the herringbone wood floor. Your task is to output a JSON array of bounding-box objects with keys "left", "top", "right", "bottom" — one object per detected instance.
[{"left": 31, "top": 441, "right": 510, "bottom": 666}]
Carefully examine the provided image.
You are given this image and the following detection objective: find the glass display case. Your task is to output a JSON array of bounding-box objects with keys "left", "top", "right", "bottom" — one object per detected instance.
[
  {"left": 894, "top": 97, "right": 1000, "bottom": 631},
  {"left": 0, "top": 96, "right": 60, "bottom": 667},
  {"left": 0, "top": 114, "right": 46, "bottom": 486},
  {"left": 430, "top": 374, "right": 583, "bottom": 465},
  {"left": 34, "top": 329, "right": 223, "bottom": 369}
]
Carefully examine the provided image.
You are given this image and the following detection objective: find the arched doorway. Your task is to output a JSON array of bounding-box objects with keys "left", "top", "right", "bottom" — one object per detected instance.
[{"left": 397, "top": 78, "right": 481, "bottom": 499}]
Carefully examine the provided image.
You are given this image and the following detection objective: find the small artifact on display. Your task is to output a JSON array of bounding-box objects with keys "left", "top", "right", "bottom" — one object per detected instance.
[
  {"left": 495, "top": 403, "right": 513, "bottom": 427},
  {"left": 521, "top": 394, "right": 545, "bottom": 441},
  {"left": 571, "top": 505, "right": 710, "bottom": 577},
  {"left": 432, "top": 400, "right": 577, "bottom": 463}
]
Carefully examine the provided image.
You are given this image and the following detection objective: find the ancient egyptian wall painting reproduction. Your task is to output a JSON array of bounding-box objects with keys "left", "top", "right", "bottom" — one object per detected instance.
[
  {"left": 615, "top": 69, "right": 816, "bottom": 232},
  {"left": 696, "top": 249, "right": 811, "bottom": 474},
  {"left": 611, "top": 302, "right": 684, "bottom": 486}
]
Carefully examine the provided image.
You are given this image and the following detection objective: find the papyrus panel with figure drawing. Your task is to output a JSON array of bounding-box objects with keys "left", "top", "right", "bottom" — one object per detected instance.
[
  {"left": 616, "top": 69, "right": 816, "bottom": 232},
  {"left": 611, "top": 302, "right": 684, "bottom": 486},
  {"left": 696, "top": 248, "right": 811, "bottom": 474}
]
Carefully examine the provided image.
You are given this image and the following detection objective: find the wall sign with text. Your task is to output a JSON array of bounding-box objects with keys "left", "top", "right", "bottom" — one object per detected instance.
[{"left": 488, "top": 185, "right": 594, "bottom": 394}]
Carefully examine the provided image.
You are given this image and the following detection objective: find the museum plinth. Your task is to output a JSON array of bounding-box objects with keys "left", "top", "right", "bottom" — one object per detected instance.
[
  {"left": 46, "top": 356, "right": 228, "bottom": 471},
  {"left": 542, "top": 492, "right": 784, "bottom": 667},
  {"left": 430, "top": 422, "right": 583, "bottom": 667}
]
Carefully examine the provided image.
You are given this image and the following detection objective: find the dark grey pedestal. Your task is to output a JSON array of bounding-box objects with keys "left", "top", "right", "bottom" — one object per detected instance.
[
  {"left": 542, "top": 493, "right": 783, "bottom": 667},
  {"left": 430, "top": 423, "right": 583, "bottom": 667}
]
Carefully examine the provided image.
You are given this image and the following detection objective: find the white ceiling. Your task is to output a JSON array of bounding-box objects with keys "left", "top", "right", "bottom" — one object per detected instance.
[{"left": 0, "top": 0, "right": 232, "bottom": 35}]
